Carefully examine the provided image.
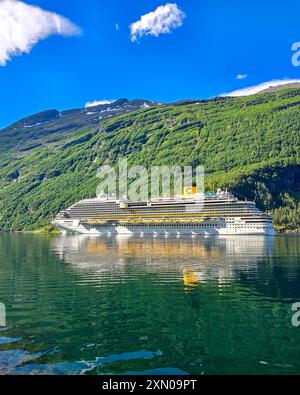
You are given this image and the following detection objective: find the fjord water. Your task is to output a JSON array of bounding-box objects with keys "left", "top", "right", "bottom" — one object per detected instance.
[{"left": 0, "top": 234, "right": 300, "bottom": 375}]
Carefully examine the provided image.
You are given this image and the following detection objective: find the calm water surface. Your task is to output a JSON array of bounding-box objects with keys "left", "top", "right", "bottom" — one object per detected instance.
[{"left": 0, "top": 234, "right": 300, "bottom": 375}]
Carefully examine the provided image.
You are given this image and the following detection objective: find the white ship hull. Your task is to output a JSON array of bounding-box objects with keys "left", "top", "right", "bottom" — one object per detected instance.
[{"left": 52, "top": 220, "right": 276, "bottom": 236}]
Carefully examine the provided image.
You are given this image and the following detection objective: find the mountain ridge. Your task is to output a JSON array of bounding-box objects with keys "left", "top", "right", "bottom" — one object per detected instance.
[
  {"left": 257, "top": 82, "right": 300, "bottom": 94},
  {"left": 0, "top": 98, "right": 161, "bottom": 154},
  {"left": 3, "top": 81, "right": 300, "bottom": 132}
]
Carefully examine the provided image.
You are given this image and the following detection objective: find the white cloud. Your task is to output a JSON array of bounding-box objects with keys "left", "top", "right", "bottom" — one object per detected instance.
[
  {"left": 0, "top": 0, "right": 81, "bottom": 66},
  {"left": 221, "top": 79, "right": 300, "bottom": 97},
  {"left": 236, "top": 73, "right": 248, "bottom": 80},
  {"left": 115, "top": 23, "right": 120, "bottom": 31},
  {"left": 85, "top": 99, "right": 115, "bottom": 108},
  {"left": 130, "top": 3, "right": 186, "bottom": 42}
]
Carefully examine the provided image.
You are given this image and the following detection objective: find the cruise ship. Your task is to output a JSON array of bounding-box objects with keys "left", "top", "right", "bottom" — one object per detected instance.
[{"left": 52, "top": 188, "right": 275, "bottom": 236}]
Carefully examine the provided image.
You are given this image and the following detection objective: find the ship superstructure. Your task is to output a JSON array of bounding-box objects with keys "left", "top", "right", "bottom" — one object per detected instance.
[{"left": 52, "top": 189, "right": 275, "bottom": 236}]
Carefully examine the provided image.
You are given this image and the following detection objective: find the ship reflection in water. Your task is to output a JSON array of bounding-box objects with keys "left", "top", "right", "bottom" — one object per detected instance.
[{"left": 51, "top": 235, "right": 275, "bottom": 289}]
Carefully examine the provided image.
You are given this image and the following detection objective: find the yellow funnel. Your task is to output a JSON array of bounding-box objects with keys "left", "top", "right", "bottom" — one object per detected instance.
[{"left": 183, "top": 186, "right": 197, "bottom": 197}]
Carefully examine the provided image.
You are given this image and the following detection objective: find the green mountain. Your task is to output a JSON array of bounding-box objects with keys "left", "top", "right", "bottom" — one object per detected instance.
[{"left": 0, "top": 90, "right": 299, "bottom": 232}]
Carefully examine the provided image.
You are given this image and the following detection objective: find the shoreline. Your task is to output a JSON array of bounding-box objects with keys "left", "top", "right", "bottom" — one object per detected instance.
[{"left": 17, "top": 229, "right": 300, "bottom": 236}]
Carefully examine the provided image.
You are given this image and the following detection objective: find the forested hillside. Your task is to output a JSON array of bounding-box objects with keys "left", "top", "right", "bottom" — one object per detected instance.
[{"left": 0, "top": 89, "right": 299, "bottom": 232}]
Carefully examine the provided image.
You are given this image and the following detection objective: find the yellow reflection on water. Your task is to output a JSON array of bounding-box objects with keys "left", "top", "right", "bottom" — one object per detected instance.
[{"left": 183, "top": 268, "right": 200, "bottom": 288}]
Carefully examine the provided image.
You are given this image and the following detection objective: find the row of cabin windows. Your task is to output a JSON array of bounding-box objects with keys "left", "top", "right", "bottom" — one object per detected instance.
[{"left": 67, "top": 208, "right": 258, "bottom": 217}]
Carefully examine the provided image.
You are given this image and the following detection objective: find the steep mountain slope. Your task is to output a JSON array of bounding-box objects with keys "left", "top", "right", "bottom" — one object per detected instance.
[{"left": 0, "top": 89, "right": 299, "bottom": 231}]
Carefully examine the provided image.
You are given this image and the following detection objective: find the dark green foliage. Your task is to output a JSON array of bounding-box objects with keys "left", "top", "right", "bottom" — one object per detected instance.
[
  {"left": 0, "top": 89, "right": 300, "bottom": 231},
  {"left": 273, "top": 205, "right": 300, "bottom": 232}
]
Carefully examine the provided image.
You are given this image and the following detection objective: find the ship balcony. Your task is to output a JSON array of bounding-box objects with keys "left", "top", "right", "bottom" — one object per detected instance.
[{"left": 81, "top": 216, "right": 216, "bottom": 226}]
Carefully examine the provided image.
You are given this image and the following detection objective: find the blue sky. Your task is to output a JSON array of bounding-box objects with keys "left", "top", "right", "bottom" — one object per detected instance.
[{"left": 1, "top": 0, "right": 300, "bottom": 127}]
